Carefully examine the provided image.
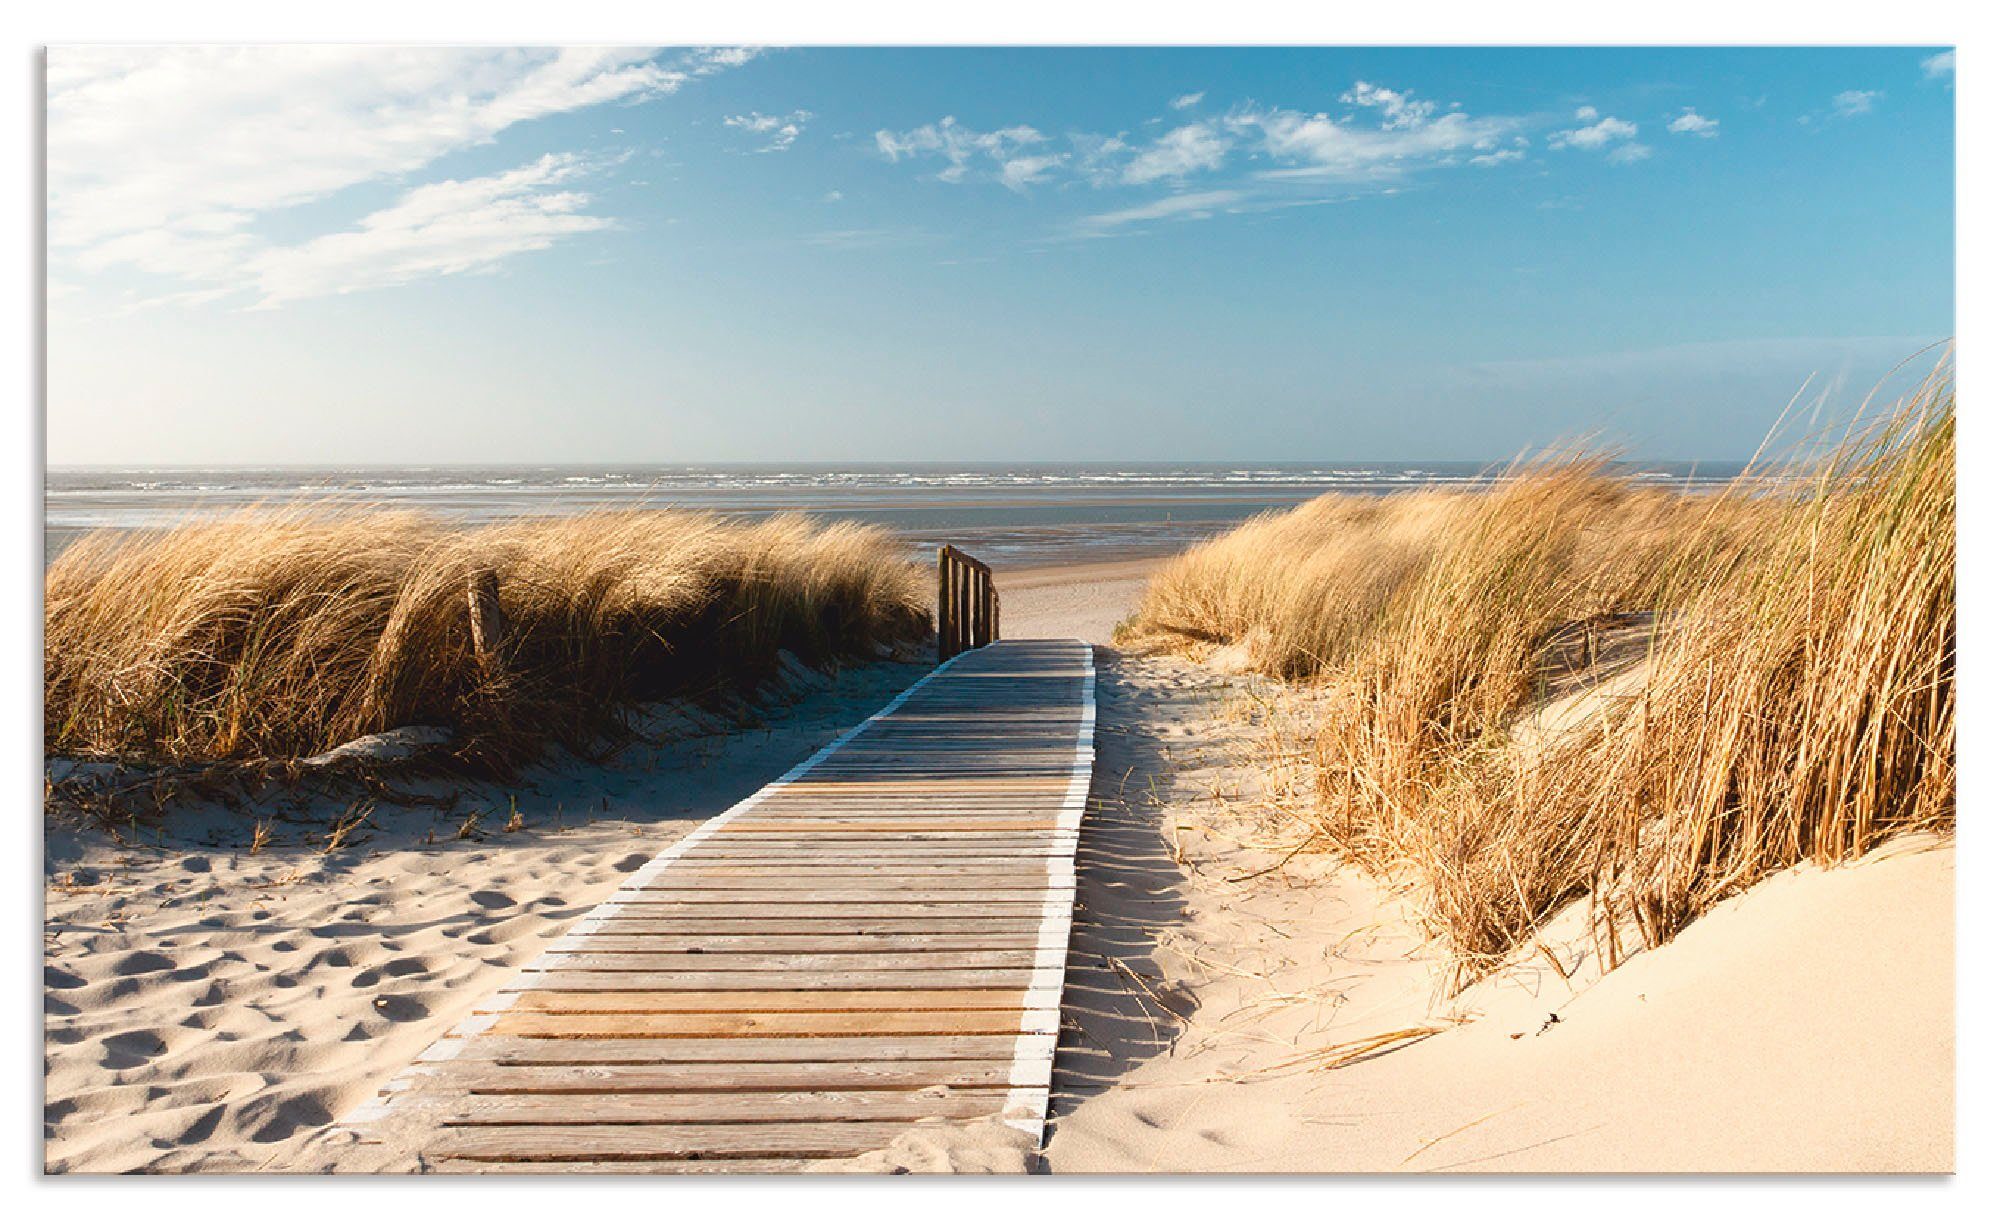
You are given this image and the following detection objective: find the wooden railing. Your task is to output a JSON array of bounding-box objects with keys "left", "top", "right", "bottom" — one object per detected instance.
[{"left": 936, "top": 545, "right": 999, "bottom": 663}]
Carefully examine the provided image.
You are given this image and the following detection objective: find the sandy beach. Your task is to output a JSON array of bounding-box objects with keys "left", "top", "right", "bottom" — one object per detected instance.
[{"left": 43, "top": 557, "right": 1953, "bottom": 1174}]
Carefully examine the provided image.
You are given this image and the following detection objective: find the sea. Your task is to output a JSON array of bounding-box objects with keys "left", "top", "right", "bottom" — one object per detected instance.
[{"left": 43, "top": 462, "right": 1747, "bottom": 570}]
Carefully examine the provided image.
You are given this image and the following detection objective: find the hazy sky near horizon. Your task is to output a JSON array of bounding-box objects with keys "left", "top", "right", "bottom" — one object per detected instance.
[{"left": 46, "top": 45, "right": 1954, "bottom": 466}]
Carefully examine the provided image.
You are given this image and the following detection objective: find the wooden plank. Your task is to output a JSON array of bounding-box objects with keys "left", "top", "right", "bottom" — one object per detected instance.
[
  {"left": 431, "top": 1157, "right": 817, "bottom": 1175},
  {"left": 669, "top": 866, "right": 1057, "bottom": 878},
  {"left": 431, "top": 1090, "right": 1011, "bottom": 1126},
  {"left": 430, "top": 1061, "right": 1020, "bottom": 1094},
  {"left": 516, "top": 971, "right": 1040, "bottom": 991},
  {"left": 584, "top": 911, "right": 1048, "bottom": 931},
  {"left": 489, "top": 1009, "right": 1041, "bottom": 1039},
  {"left": 430, "top": 1121, "right": 991, "bottom": 1163},
  {"left": 537, "top": 934, "right": 1040, "bottom": 953},
  {"left": 619, "top": 887, "right": 1055, "bottom": 903},
  {"left": 712, "top": 821, "right": 1062, "bottom": 834},
  {"left": 437, "top": 1034, "right": 1039, "bottom": 1065},
  {"left": 503, "top": 989, "right": 1028, "bottom": 1013},
  {"left": 586, "top": 903, "right": 1063, "bottom": 921}
]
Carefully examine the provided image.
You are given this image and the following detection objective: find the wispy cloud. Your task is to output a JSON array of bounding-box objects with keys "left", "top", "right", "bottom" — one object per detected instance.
[
  {"left": 1832, "top": 89, "right": 1881, "bottom": 118},
  {"left": 1234, "top": 103, "right": 1518, "bottom": 180},
  {"left": 1170, "top": 91, "right": 1205, "bottom": 111},
  {"left": 244, "top": 154, "right": 614, "bottom": 308},
  {"left": 1549, "top": 107, "right": 1635, "bottom": 149},
  {"left": 725, "top": 109, "right": 811, "bottom": 152},
  {"left": 882, "top": 81, "right": 1703, "bottom": 235},
  {"left": 1921, "top": 50, "right": 1956, "bottom": 80},
  {"left": 1077, "top": 189, "right": 1246, "bottom": 233},
  {"left": 875, "top": 117, "right": 1057, "bottom": 190},
  {"left": 1668, "top": 108, "right": 1720, "bottom": 138},
  {"left": 1123, "top": 122, "right": 1231, "bottom": 184},
  {"left": 1547, "top": 106, "right": 1650, "bottom": 163},
  {"left": 47, "top": 46, "right": 750, "bottom": 307}
]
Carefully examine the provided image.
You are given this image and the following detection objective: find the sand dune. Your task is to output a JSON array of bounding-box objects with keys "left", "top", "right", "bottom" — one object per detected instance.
[{"left": 1043, "top": 650, "right": 1953, "bottom": 1173}]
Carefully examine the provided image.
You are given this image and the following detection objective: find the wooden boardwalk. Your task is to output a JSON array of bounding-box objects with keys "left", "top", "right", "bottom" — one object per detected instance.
[{"left": 340, "top": 638, "right": 1096, "bottom": 1173}]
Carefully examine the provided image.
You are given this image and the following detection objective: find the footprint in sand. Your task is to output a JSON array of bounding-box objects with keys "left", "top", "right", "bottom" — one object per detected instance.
[
  {"left": 370, "top": 994, "right": 428, "bottom": 1022},
  {"left": 98, "top": 1030, "right": 169, "bottom": 1069},
  {"left": 112, "top": 950, "right": 175, "bottom": 977}
]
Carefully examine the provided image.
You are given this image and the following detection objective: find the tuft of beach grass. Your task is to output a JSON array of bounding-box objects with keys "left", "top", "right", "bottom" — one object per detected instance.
[{"left": 44, "top": 508, "right": 930, "bottom": 770}]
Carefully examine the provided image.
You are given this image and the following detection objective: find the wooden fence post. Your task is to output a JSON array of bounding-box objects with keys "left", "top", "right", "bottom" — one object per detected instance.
[
  {"left": 467, "top": 569, "right": 507, "bottom": 675},
  {"left": 935, "top": 544, "right": 1000, "bottom": 664}
]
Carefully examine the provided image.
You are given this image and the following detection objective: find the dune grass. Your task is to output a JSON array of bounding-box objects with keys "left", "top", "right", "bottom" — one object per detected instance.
[
  {"left": 44, "top": 509, "right": 930, "bottom": 769},
  {"left": 1122, "top": 372, "right": 1955, "bottom": 982}
]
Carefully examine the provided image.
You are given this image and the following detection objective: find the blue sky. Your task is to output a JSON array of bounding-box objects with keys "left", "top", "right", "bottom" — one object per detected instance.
[{"left": 46, "top": 45, "right": 1954, "bottom": 465}]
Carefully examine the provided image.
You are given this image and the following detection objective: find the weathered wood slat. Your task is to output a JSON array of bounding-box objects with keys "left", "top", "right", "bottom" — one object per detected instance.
[
  {"left": 534, "top": 934, "right": 1041, "bottom": 953},
  {"left": 588, "top": 895, "right": 1072, "bottom": 915},
  {"left": 428, "top": 1062, "right": 1020, "bottom": 1093},
  {"left": 435, "top": 1034, "right": 1039, "bottom": 1065},
  {"left": 620, "top": 887, "right": 1056, "bottom": 903},
  {"left": 580, "top": 917, "right": 1047, "bottom": 936},
  {"left": 525, "top": 950, "right": 1036, "bottom": 972},
  {"left": 430, "top": 1157, "right": 818, "bottom": 1175},
  {"left": 340, "top": 638, "right": 1091, "bottom": 1175},
  {"left": 430, "top": 1121, "right": 992, "bottom": 1163},
  {"left": 502, "top": 989, "right": 1028, "bottom": 1013},
  {"left": 489, "top": 1009, "right": 1041, "bottom": 1039},
  {"left": 432, "top": 1090, "right": 1012, "bottom": 1126},
  {"left": 510, "top": 970, "right": 1042, "bottom": 992}
]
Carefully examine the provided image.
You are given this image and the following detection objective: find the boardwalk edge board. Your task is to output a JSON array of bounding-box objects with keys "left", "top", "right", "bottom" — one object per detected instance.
[{"left": 336, "top": 640, "right": 1096, "bottom": 1173}]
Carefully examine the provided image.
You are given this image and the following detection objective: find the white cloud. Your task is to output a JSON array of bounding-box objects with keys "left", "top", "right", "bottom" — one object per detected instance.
[
  {"left": 1921, "top": 50, "right": 1956, "bottom": 80},
  {"left": 47, "top": 46, "right": 749, "bottom": 307},
  {"left": 999, "top": 154, "right": 1065, "bottom": 191},
  {"left": 1668, "top": 108, "right": 1720, "bottom": 137},
  {"left": 875, "top": 117, "right": 1058, "bottom": 186},
  {"left": 1077, "top": 189, "right": 1245, "bottom": 232},
  {"left": 1470, "top": 147, "right": 1525, "bottom": 167},
  {"left": 244, "top": 154, "right": 613, "bottom": 308},
  {"left": 1170, "top": 91, "right": 1206, "bottom": 111},
  {"left": 1549, "top": 112, "right": 1640, "bottom": 151},
  {"left": 822, "top": 190, "right": 844, "bottom": 203},
  {"left": 1832, "top": 89, "right": 1880, "bottom": 118},
  {"left": 725, "top": 109, "right": 811, "bottom": 151},
  {"left": 1605, "top": 143, "right": 1653, "bottom": 165},
  {"left": 1124, "top": 122, "right": 1231, "bottom": 184},
  {"left": 1234, "top": 102, "right": 1516, "bottom": 180},
  {"left": 689, "top": 47, "right": 762, "bottom": 74},
  {"left": 1340, "top": 81, "right": 1437, "bottom": 130}
]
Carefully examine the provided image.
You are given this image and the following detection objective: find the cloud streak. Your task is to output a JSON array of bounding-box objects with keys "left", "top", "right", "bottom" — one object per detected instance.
[{"left": 48, "top": 46, "right": 753, "bottom": 307}]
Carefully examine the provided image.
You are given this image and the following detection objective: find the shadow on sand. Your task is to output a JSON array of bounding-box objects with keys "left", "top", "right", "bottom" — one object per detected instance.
[{"left": 1045, "top": 647, "right": 1205, "bottom": 1146}]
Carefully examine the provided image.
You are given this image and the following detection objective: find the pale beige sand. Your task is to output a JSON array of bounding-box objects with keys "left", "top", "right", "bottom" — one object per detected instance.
[
  {"left": 995, "top": 558, "right": 1162, "bottom": 646},
  {"left": 1043, "top": 650, "right": 1955, "bottom": 1173},
  {"left": 43, "top": 659, "right": 930, "bottom": 1173}
]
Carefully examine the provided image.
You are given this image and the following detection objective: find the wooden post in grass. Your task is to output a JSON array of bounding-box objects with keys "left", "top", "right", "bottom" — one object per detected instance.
[{"left": 467, "top": 569, "right": 507, "bottom": 675}]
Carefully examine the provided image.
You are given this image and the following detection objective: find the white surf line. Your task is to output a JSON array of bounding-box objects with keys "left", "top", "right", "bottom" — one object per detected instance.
[
  {"left": 341, "top": 649, "right": 980, "bottom": 1132},
  {"left": 1002, "top": 639, "right": 1096, "bottom": 1138}
]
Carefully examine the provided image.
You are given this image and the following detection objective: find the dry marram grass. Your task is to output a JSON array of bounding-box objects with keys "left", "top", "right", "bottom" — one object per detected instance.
[
  {"left": 1122, "top": 371, "right": 1955, "bottom": 982},
  {"left": 45, "top": 509, "right": 929, "bottom": 768}
]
